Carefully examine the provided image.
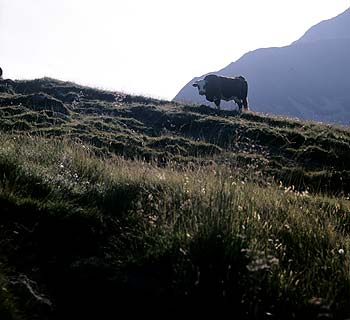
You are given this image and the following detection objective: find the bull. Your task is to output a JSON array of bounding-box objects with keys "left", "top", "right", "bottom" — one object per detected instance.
[{"left": 192, "top": 74, "right": 249, "bottom": 111}]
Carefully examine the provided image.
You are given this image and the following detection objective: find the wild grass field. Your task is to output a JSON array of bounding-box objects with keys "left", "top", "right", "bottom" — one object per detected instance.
[{"left": 1, "top": 78, "right": 350, "bottom": 319}]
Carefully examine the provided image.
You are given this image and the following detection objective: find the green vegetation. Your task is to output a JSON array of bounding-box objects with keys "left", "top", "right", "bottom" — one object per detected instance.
[{"left": 0, "top": 78, "right": 350, "bottom": 318}]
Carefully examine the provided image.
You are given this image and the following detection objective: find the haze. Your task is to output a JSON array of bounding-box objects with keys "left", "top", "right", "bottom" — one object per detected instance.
[{"left": 0, "top": 0, "right": 349, "bottom": 99}]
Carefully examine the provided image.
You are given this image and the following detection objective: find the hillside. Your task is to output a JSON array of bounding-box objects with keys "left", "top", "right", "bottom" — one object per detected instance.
[
  {"left": 1, "top": 77, "right": 350, "bottom": 194},
  {"left": 1, "top": 78, "right": 350, "bottom": 319},
  {"left": 174, "top": 9, "right": 350, "bottom": 125}
]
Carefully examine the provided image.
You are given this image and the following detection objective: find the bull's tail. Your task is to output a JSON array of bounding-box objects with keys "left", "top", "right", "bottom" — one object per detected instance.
[{"left": 243, "top": 98, "right": 249, "bottom": 111}]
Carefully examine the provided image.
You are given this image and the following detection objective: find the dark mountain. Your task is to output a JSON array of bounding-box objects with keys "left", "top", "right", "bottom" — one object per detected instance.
[{"left": 174, "top": 9, "right": 350, "bottom": 125}]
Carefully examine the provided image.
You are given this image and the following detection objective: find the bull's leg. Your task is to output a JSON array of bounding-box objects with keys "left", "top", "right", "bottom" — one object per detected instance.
[
  {"left": 233, "top": 97, "right": 242, "bottom": 112},
  {"left": 243, "top": 98, "right": 249, "bottom": 111},
  {"left": 214, "top": 98, "right": 221, "bottom": 110},
  {"left": 237, "top": 101, "right": 243, "bottom": 113}
]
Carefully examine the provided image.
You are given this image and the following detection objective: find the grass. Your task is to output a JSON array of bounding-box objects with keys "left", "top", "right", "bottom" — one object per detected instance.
[
  {"left": 0, "top": 134, "right": 350, "bottom": 318},
  {"left": 0, "top": 78, "right": 350, "bottom": 318},
  {"left": 2, "top": 78, "right": 350, "bottom": 195}
]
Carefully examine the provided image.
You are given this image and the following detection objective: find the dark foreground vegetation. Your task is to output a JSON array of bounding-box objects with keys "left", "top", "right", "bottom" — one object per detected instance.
[{"left": 1, "top": 78, "right": 350, "bottom": 319}]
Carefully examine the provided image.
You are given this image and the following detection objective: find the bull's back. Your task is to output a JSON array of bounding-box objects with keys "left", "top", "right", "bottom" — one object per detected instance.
[{"left": 219, "top": 76, "right": 247, "bottom": 100}]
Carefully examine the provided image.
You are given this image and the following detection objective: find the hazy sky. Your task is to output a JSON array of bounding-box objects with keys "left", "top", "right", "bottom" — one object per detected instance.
[{"left": 0, "top": 0, "right": 349, "bottom": 99}]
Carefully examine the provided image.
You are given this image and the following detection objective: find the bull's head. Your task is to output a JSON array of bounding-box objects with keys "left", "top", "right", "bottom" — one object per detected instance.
[{"left": 192, "top": 79, "right": 206, "bottom": 95}]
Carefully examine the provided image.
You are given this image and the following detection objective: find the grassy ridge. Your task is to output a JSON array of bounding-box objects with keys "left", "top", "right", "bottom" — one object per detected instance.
[
  {"left": 1, "top": 78, "right": 350, "bottom": 318},
  {"left": 1, "top": 78, "right": 350, "bottom": 194}
]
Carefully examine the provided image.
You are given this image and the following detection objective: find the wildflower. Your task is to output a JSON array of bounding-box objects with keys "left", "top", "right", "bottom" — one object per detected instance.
[
  {"left": 180, "top": 199, "right": 192, "bottom": 210},
  {"left": 148, "top": 215, "right": 157, "bottom": 224},
  {"left": 252, "top": 211, "right": 261, "bottom": 220},
  {"left": 338, "top": 248, "right": 345, "bottom": 255},
  {"left": 157, "top": 173, "right": 165, "bottom": 180},
  {"left": 301, "top": 190, "right": 309, "bottom": 197},
  {"left": 247, "top": 259, "right": 269, "bottom": 272},
  {"left": 308, "top": 297, "right": 323, "bottom": 306},
  {"left": 179, "top": 248, "right": 187, "bottom": 255},
  {"left": 269, "top": 257, "right": 279, "bottom": 266}
]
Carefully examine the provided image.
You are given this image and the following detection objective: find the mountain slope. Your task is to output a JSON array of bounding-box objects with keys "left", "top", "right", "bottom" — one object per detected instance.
[
  {"left": 174, "top": 9, "right": 350, "bottom": 125},
  {"left": 294, "top": 8, "right": 350, "bottom": 44}
]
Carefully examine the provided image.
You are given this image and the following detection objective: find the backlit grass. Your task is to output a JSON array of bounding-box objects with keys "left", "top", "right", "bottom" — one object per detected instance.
[{"left": 0, "top": 134, "right": 349, "bottom": 318}]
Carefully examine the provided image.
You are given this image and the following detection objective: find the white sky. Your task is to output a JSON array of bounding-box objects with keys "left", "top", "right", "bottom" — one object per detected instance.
[{"left": 0, "top": 0, "right": 349, "bottom": 100}]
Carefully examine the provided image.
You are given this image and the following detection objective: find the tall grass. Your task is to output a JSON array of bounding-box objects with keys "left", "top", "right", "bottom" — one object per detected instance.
[{"left": 0, "top": 134, "right": 350, "bottom": 318}]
